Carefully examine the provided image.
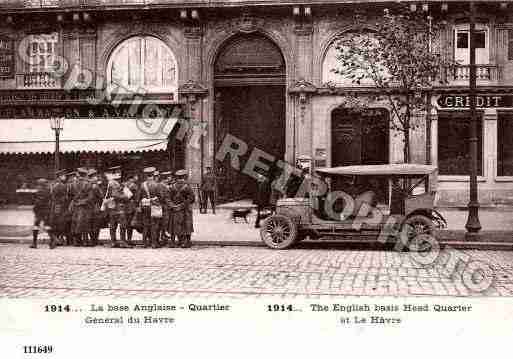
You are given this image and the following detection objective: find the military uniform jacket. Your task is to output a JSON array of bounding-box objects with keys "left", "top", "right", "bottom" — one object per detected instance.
[
  {"left": 106, "top": 179, "right": 129, "bottom": 213},
  {"left": 71, "top": 178, "right": 94, "bottom": 208},
  {"left": 126, "top": 180, "right": 139, "bottom": 214},
  {"left": 137, "top": 179, "right": 166, "bottom": 205},
  {"left": 200, "top": 173, "right": 217, "bottom": 192},
  {"left": 34, "top": 185, "right": 51, "bottom": 215},
  {"left": 50, "top": 181, "right": 69, "bottom": 215},
  {"left": 49, "top": 181, "right": 69, "bottom": 231},
  {"left": 70, "top": 178, "right": 94, "bottom": 234},
  {"left": 157, "top": 181, "right": 172, "bottom": 212},
  {"left": 171, "top": 181, "right": 195, "bottom": 235},
  {"left": 90, "top": 182, "right": 104, "bottom": 212}
]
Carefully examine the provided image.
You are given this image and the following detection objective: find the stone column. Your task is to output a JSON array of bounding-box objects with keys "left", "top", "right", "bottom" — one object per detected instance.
[
  {"left": 293, "top": 13, "right": 314, "bottom": 165},
  {"left": 62, "top": 27, "right": 79, "bottom": 88},
  {"left": 79, "top": 27, "right": 97, "bottom": 88},
  {"left": 183, "top": 23, "right": 204, "bottom": 185}
]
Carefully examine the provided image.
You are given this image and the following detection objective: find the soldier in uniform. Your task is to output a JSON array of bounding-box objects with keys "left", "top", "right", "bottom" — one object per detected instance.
[
  {"left": 166, "top": 172, "right": 178, "bottom": 248},
  {"left": 158, "top": 171, "right": 174, "bottom": 247},
  {"left": 200, "top": 166, "right": 217, "bottom": 214},
  {"left": 105, "top": 166, "right": 132, "bottom": 248},
  {"left": 30, "top": 178, "right": 52, "bottom": 249},
  {"left": 124, "top": 173, "right": 140, "bottom": 246},
  {"left": 254, "top": 173, "right": 271, "bottom": 228},
  {"left": 157, "top": 170, "right": 172, "bottom": 247},
  {"left": 48, "top": 170, "right": 70, "bottom": 248},
  {"left": 137, "top": 167, "right": 165, "bottom": 248},
  {"left": 172, "top": 170, "right": 195, "bottom": 248},
  {"left": 70, "top": 167, "right": 95, "bottom": 246},
  {"left": 88, "top": 169, "right": 104, "bottom": 247},
  {"left": 63, "top": 171, "right": 77, "bottom": 246}
]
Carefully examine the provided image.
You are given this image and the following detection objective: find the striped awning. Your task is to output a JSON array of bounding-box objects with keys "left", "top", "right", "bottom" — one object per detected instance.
[{"left": 0, "top": 117, "right": 175, "bottom": 154}]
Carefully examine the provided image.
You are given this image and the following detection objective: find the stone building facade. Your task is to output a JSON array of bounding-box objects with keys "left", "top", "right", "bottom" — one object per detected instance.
[{"left": 0, "top": 0, "right": 512, "bottom": 205}]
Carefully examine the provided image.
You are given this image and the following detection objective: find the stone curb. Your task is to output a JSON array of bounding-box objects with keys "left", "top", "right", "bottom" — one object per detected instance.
[{"left": 2, "top": 231, "right": 512, "bottom": 250}]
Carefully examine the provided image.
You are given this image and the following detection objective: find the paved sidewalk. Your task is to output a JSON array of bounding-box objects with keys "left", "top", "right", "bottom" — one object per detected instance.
[
  {"left": 1, "top": 205, "right": 512, "bottom": 248},
  {"left": 0, "top": 206, "right": 260, "bottom": 243}
]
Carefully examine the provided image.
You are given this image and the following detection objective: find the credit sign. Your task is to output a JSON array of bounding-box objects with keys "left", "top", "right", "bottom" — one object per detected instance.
[{"left": 437, "top": 95, "right": 513, "bottom": 108}]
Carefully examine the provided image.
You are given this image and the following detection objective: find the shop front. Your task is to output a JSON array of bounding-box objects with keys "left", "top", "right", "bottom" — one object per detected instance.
[
  {"left": 0, "top": 91, "right": 186, "bottom": 204},
  {"left": 433, "top": 93, "right": 513, "bottom": 205}
]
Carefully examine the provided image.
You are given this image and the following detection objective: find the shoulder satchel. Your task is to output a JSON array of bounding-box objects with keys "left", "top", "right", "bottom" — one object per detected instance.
[
  {"left": 144, "top": 182, "right": 163, "bottom": 218},
  {"left": 101, "top": 182, "right": 114, "bottom": 211},
  {"left": 141, "top": 182, "right": 151, "bottom": 207}
]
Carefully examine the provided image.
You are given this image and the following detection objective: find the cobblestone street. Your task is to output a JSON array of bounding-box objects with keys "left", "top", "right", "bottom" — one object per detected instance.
[{"left": 1, "top": 243, "right": 513, "bottom": 299}]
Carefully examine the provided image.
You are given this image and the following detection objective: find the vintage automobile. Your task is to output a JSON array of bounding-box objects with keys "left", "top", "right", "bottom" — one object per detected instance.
[{"left": 259, "top": 164, "right": 447, "bottom": 250}]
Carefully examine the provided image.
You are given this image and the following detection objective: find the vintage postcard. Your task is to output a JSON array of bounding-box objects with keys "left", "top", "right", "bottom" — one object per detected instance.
[{"left": 1, "top": 0, "right": 512, "bottom": 357}]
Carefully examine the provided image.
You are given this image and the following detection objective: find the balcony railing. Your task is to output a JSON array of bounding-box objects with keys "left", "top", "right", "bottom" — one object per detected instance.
[
  {"left": 17, "top": 72, "right": 61, "bottom": 89},
  {"left": 4, "top": 0, "right": 143, "bottom": 7},
  {"left": 446, "top": 64, "right": 501, "bottom": 82},
  {"left": 23, "top": 0, "right": 59, "bottom": 7}
]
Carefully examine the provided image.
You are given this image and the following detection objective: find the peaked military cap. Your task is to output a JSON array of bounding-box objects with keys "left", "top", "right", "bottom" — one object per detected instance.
[
  {"left": 175, "top": 169, "right": 188, "bottom": 177},
  {"left": 55, "top": 169, "right": 67, "bottom": 177},
  {"left": 143, "top": 167, "right": 156, "bottom": 174},
  {"left": 77, "top": 167, "right": 88, "bottom": 175}
]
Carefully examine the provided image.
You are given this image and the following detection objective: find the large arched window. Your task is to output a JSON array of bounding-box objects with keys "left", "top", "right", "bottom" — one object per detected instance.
[
  {"left": 107, "top": 36, "right": 177, "bottom": 94},
  {"left": 322, "top": 32, "right": 386, "bottom": 87}
]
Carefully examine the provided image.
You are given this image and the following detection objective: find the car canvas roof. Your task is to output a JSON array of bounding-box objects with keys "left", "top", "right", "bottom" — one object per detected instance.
[{"left": 315, "top": 164, "right": 438, "bottom": 177}]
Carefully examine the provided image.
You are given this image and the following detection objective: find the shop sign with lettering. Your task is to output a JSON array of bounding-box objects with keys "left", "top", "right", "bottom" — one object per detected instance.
[
  {"left": 437, "top": 95, "right": 513, "bottom": 108},
  {"left": 0, "top": 36, "right": 14, "bottom": 78}
]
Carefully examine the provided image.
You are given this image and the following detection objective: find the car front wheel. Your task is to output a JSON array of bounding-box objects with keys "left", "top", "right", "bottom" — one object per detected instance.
[
  {"left": 401, "top": 215, "right": 436, "bottom": 252},
  {"left": 260, "top": 214, "right": 298, "bottom": 249}
]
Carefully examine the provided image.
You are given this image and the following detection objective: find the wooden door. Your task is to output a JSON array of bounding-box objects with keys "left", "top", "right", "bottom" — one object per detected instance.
[
  {"left": 332, "top": 113, "right": 361, "bottom": 167},
  {"left": 215, "top": 85, "right": 285, "bottom": 201}
]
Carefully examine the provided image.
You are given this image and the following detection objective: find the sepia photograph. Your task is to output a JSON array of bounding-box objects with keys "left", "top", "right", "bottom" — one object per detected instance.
[
  {"left": 1, "top": 2, "right": 513, "bottom": 354},
  {"left": 0, "top": 0, "right": 512, "bottom": 300}
]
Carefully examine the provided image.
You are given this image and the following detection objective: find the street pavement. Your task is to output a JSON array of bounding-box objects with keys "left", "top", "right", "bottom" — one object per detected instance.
[
  {"left": 1, "top": 243, "right": 513, "bottom": 299},
  {"left": 1, "top": 206, "right": 513, "bottom": 243},
  {"left": 1, "top": 204, "right": 513, "bottom": 299}
]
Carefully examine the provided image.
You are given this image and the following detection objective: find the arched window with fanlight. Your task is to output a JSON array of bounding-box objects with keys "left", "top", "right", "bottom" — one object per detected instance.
[
  {"left": 107, "top": 36, "right": 178, "bottom": 95},
  {"left": 322, "top": 31, "right": 388, "bottom": 87}
]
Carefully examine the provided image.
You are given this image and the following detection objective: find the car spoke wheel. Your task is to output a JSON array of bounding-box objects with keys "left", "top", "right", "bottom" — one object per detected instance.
[
  {"left": 402, "top": 215, "right": 436, "bottom": 252},
  {"left": 260, "top": 214, "right": 298, "bottom": 249}
]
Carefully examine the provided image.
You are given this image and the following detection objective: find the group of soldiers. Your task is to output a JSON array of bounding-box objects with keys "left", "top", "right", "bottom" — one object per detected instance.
[{"left": 31, "top": 166, "right": 196, "bottom": 249}]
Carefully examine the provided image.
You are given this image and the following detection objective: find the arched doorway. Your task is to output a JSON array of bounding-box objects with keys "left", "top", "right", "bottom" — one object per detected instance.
[
  {"left": 214, "top": 33, "right": 286, "bottom": 201},
  {"left": 331, "top": 107, "right": 390, "bottom": 202}
]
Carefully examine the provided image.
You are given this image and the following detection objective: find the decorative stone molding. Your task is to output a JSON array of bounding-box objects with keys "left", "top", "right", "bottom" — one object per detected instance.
[
  {"left": 293, "top": 6, "right": 313, "bottom": 36},
  {"left": 289, "top": 78, "right": 317, "bottom": 96},
  {"left": 294, "top": 22, "right": 313, "bottom": 36},
  {"left": 289, "top": 79, "right": 316, "bottom": 121},
  {"left": 184, "top": 24, "right": 203, "bottom": 39},
  {"left": 179, "top": 8, "right": 203, "bottom": 39},
  {"left": 79, "top": 26, "right": 97, "bottom": 39},
  {"left": 178, "top": 80, "right": 208, "bottom": 102},
  {"left": 234, "top": 12, "right": 266, "bottom": 34},
  {"left": 26, "top": 19, "right": 58, "bottom": 34}
]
